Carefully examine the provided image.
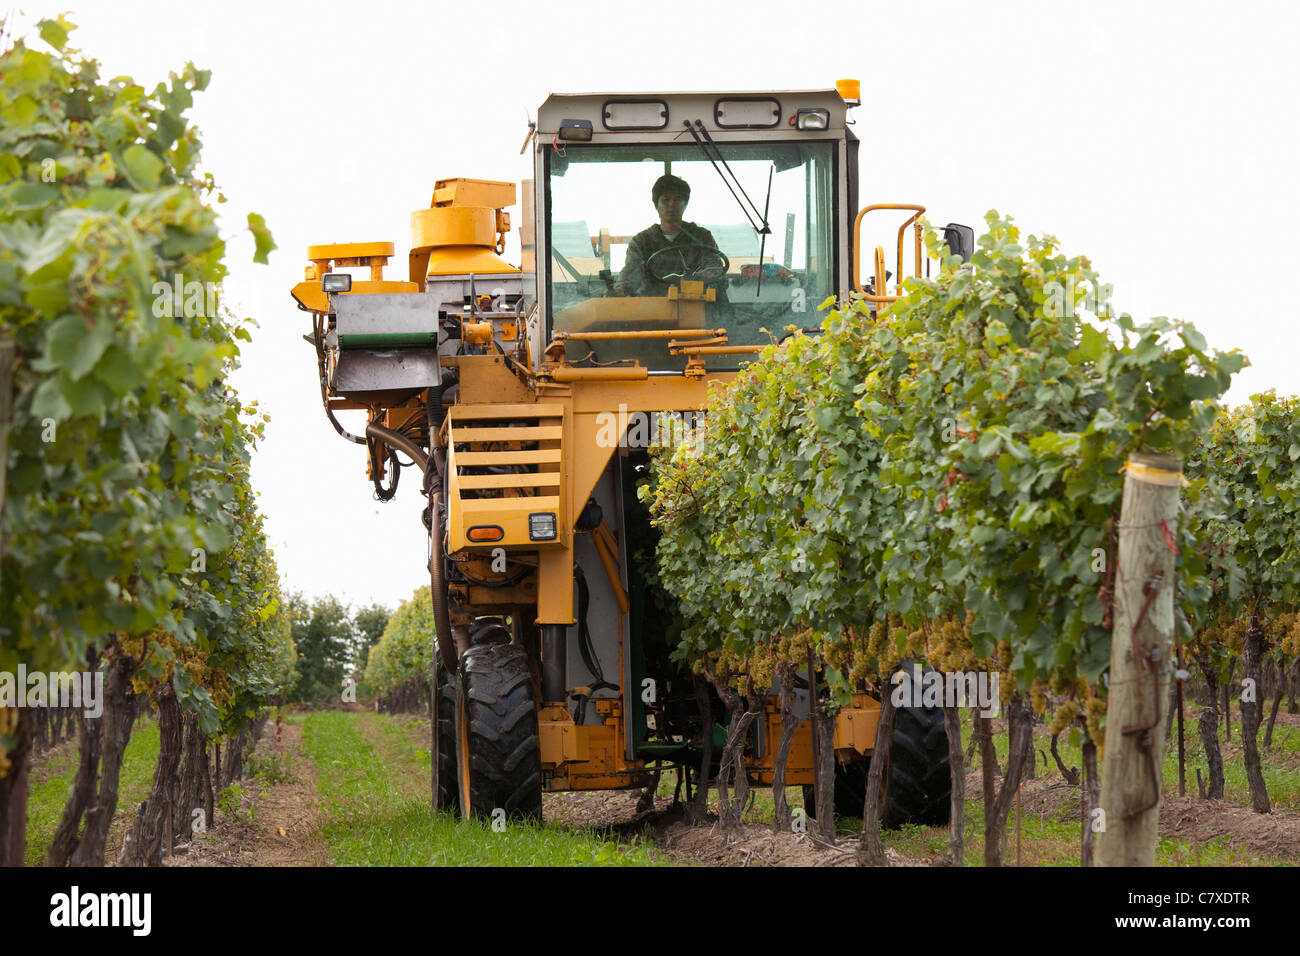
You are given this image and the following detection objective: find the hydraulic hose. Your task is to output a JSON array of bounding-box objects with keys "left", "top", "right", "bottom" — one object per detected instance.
[
  {"left": 364, "top": 421, "right": 429, "bottom": 474},
  {"left": 423, "top": 447, "right": 456, "bottom": 672}
]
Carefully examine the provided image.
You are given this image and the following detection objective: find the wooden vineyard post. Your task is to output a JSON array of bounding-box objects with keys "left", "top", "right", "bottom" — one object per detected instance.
[
  {"left": 1176, "top": 642, "right": 1186, "bottom": 797},
  {"left": 1098, "top": 452, "right": 1182, "bottom": 867}
]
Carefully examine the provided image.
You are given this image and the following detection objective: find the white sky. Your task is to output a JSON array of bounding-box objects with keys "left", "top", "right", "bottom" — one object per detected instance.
[{"left": 13, "top": 0, "right": 1299, "bottom": 610}]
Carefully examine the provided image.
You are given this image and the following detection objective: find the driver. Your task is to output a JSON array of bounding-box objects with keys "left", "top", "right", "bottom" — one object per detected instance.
[{"left": 614, "top": 174, "right": 727, "bottom": 297}]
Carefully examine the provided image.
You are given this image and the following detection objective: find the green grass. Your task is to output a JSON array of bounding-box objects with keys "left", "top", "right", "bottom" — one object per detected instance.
[
  {"left": 375, "top": 713, "right": 431, "bottom": 773},
  {"left": 871, "top": 705, "right": 1300, "bottom": 866},
  {"left": 955, "top": 702, "right": 1300, "bottom": 812},
  {"left": 25, "top": 721, "right": 160, "bottom": 865},
  {"left": 301, "top": 711, "right": 672, "bottom": 866}
]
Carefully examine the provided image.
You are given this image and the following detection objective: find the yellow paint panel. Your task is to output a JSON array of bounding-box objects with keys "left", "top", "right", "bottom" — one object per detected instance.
[
  {"left": 289, "top": 279, "right": 419, "bottom": 314},
  {"left": 538, "top": 705, "right": 589, "bottom": 764},
  {"left": 450, "top": 403, "right": 564, "bottom": 420},
  {"left": 832, "top": 694, "right": 881, "bottom": 755},
  {"left": 537, "top": 550, "right": 574, "bottom": 624},
  {"left": 567, "top": 378, "right": 723, "bottom": 413},
  {"left": 453, "top": 512, "right": 562, "bottom": 551},
  {"left": 456, "top": 449, "right": 562, "bottom": 466},
  {"left": 461, "top": 496, "right": 560, "bottom": 515},
  {"left": 453, "top": 426, "right": 563, "bottom": 442},
  {"left": 431, "top": 178, "right": 516, "bottom": 209},
  {"left": 572, "top": 413, "right": 618, "bottom": 522},
  {"left": 307, "top": 241, "right": 395, "bottom": 260},
  {"left": 456, "top": 472, "right": 562, "bottom": 490}
]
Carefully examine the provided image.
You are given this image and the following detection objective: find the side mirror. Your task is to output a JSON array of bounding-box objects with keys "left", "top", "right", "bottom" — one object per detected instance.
[{"left": 942, "top": 223, "right": 975, "bottom": 263}]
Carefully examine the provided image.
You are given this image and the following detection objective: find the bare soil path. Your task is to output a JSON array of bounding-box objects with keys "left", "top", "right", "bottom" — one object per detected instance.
[{"left": 167, "top": 720, "right": 329, "bottom": 867}]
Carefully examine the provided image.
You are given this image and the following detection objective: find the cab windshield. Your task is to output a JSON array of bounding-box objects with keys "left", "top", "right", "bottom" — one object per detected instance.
[{"left": 547, "top": 141, "right": 835, "bottom": 371}]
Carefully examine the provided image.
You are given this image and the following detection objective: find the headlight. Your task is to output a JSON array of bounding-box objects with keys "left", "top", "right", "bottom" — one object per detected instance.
[
  {"left": 528, "top": 512, "right": 558, "bottom": 541},
  {"left": 322, "top": 273, "right": 352, "bottom": 293},
  {"left": 558, "top": 119, "right": 593, "bottom": 142},
  {"left": 796, "top": 108, "right": 830, "bottom": 130}
]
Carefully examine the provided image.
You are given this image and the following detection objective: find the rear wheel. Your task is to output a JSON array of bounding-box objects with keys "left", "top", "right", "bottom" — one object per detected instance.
[
  {"left": 803, "top": 704, "right": 951, "bottom": 829},
  {"left": 454, "top": 642, "right": 543, "bottom": 822},
  {"left": 801, "top": 757, "right": 871, "bottom": 820},
  {"left": 881, "top": 703, "right": 951, "bottom": 829}
]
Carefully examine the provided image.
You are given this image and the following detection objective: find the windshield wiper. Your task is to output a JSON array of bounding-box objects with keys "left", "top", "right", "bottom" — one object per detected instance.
[
  {"left": 754, "top": 165, "right": 773, "bottom": 296},
  {"left": 684, "top": 120, "right": 771, "bottom": 237}
]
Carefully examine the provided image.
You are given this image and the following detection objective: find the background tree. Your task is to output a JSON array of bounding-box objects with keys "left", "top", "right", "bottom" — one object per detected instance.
[
  {"left": 350, "top": 601, "right": 391, "bottom": 682},
  {"left": 288, "top": 593, "right": 358, "bottom": 704},
  {"left": 1185, "top": 393, "right": 1300, "bottom": 812},
  {"left": 361, "top": 587, "right": 434, "bottom": 713}
]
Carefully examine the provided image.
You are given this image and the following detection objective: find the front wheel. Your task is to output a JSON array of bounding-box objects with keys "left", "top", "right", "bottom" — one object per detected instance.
[{"left": 454, "top": 642, "right": 543, "bottom": 822}]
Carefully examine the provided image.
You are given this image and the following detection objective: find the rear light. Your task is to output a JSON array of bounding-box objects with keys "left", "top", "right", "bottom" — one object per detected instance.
[{"left": 467, "top": 525, "right": 504, "bottom": 542}]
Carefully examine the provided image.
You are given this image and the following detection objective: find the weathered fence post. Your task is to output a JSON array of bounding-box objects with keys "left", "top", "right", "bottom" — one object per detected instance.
[{"left": 1098, "top": 452, "right": 1182, "bottom": 867}]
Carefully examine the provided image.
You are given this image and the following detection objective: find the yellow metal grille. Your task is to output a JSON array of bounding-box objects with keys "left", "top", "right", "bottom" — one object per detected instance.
[{"left": 446, "top": 404, "right": 565, "bottom": 550}]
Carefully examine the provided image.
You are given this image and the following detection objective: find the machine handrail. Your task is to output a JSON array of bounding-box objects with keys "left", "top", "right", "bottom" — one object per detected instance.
[{"left": 852, "top": 203, "right": 926, "bottom": 305}]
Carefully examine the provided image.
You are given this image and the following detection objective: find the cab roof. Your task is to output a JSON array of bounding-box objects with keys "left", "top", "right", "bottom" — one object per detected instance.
[{"left": 536, "top": 89, "right": 849, "bottom": 134}]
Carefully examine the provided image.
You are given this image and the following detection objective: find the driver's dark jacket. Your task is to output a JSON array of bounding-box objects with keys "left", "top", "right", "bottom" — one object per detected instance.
[{"left": 615, "top": 221, "right": 728, "bottom": 298}]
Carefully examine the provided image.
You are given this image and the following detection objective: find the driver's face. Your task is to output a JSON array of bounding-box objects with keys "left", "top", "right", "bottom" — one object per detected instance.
[{"left": 656, "top": 191, "right": 687, "bottom": 225}]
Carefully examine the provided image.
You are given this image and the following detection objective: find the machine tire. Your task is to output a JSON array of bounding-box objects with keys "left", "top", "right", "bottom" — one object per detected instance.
[
  {"left": 802, "top": 705, "right": 951, "bottom": 829},
  {"left": 468, "top": 616, "right": 511, "bottom": 647},
  {"left": 432, "top": 659, "right": 459, "bottom": 815},
  {"left": 455, "top": 641, "right": 543, "bottom": 822},
  {"left": 881, "top": 703, "right": 951, "bottom": 829},
  {"left": 801, "top": 758, "right": 871, "bottom": 821}
]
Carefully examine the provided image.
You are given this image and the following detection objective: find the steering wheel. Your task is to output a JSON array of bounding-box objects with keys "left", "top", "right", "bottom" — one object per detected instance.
[{"left": 646, "top": 243, "right": 730, "bottom": 283}]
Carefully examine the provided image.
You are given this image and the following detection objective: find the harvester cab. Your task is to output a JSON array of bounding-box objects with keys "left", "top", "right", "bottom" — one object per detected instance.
[{"left": 291, "top": 81, "right": 963, "bottom": 825}]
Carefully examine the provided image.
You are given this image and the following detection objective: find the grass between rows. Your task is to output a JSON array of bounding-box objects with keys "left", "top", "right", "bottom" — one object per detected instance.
[
  {"left": 25, "top": 721, "right": 160, "bottom": 866},
  {"left": 974, "top": 702, "right": 1300, "bottom": 813},
  {"left": 299, "top": 711, "right": 671, "bottom": 866}
]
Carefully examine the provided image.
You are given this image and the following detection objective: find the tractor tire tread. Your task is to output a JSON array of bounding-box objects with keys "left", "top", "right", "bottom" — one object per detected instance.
[
  {"left": 458, "top": 642, "right": 543, "bottom": 821},
  {"left": 882, "top": 704, "right": 951, "bottom": 830}
]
